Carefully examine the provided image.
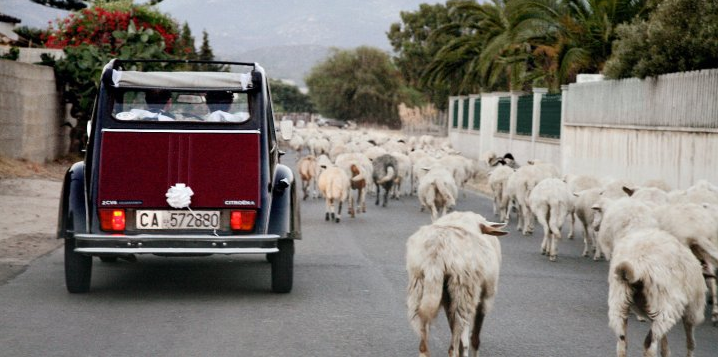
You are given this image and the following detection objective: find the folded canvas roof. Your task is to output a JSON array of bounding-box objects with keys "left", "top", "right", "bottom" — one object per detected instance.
[{"left": 110, "top": 70, "right": 254, "bottom": 91}]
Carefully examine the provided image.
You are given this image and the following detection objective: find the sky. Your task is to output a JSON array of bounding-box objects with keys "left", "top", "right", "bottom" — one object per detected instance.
[{"left": 1, "top": 0, "right": 443, "bottom": 52}]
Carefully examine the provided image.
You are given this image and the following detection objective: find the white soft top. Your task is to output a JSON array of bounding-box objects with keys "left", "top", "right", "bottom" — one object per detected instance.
[{"left": 110, "top": 69, "right": 253, "bottom": 90}]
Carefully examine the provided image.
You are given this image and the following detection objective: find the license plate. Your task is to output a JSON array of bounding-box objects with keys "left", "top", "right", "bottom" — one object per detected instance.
[{"left": 136, "top": 210, "right": 220, "bottom": 230}]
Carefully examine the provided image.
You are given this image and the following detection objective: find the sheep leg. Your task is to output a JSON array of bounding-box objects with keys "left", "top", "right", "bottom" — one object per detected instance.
[
  {"left": 418, "top": 321, "right": 431, "bottom": 357},
  {"left": 535, "top": 208, "right": 550, "bottom": 255},
  {"left": 567, "top": 212, "right": 575, "bottom": 239},
  {"left": 360, "top": 187, "right": 366, "bottom": 213},
  {"left": 683, "top": 318, "right": 695, "bottom": 357},
  {"left": 335, "top": 201, "right": 342, "bottom": 223},
  {"left": 706, "top": 262, "right": 718, "bottom": 324},
  {"left": 643, "top": 329, "right": 658, "bottom": 357},
  {"left": 521, "top": 204, "right": 533, "bottom": 235},
  {"left": 348, "top": 190, "right": 356, "bottom": 218},
  {"left": 549, "top": 233, "right": 559, "bottom": 262},
  {"left": 659, "top": 334, "right": 669, "bottom": 357},
  {"left": 302, "top": 179, "right": 309, "bottom": 200},
  {"left": 375, "top": 184, "right": 381, "bottom": 205},
  {"left": 324, "top": 197, "right": 331, "bottom": 221},
  {"left": 382, "top": 185, "right": 390, "bottom": 207},
  {"left": 616, "top": 318, "right": 628, "bottom": 357},
  {"left": 581, "top": 223, "right": 592, "bottom": 257},
  {"left": 470, "top": 302, "right": 485, "bottom": 357}
]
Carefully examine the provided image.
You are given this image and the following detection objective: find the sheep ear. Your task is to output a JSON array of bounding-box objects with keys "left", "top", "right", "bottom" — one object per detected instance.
[
  {"left": 573, "top": 192, "right": 580, "bottom": 197},
  {"left": 480, "top": 223, "right": 508, "bottom": 236},
  {"left": 622, "top": 186, "right": 634, "bottom": 196}
]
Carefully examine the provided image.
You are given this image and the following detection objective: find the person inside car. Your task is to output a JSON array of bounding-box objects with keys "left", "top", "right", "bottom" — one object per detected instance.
[
  {"left": 127, "top": 89, "right": 175, "bottom": 121},
  {"left": 205, "top": 91, "right": 249, "bottom": 123}
]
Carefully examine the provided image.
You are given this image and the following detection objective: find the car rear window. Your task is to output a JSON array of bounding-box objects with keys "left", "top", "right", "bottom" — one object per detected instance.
[{"left": 112, "top": 89, "right": 252, "bottom": 124}]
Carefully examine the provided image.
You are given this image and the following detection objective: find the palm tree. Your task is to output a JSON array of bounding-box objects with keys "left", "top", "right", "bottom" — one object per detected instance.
[{"left": 512, "top": 0, "right": 650, "bottom": 88}]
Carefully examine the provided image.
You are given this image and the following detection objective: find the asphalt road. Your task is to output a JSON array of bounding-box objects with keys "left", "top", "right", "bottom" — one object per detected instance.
[{"left": 1, "top": 168, "right": 717, "bottom": 356}]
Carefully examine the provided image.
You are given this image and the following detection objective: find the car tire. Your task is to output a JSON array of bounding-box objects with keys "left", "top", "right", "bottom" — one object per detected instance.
[
  {"left": 64, "top": 238, "right": 92, "bottom": 293},
  {"left": 270, "top": 239, "right": 294, "bottom": 293}
]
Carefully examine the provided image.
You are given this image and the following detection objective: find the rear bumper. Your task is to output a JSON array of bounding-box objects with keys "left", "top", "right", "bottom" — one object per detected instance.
[{"left": 73, "top": 233, "right": 280, "bottom": 255}]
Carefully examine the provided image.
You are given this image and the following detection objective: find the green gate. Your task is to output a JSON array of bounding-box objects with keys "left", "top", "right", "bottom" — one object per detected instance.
[
  {"left": 516, "top": 94, "right": 533, "bottom": 136},
  {"left": 540, "top": 94, "right": 562, "bottom": 138},
  {"left": 497, "top": 97, "right": 510, "bottom": 133}
]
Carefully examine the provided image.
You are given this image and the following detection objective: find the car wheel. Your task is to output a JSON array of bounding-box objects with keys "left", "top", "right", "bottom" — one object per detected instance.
[
  {"left": 270, "top": 239, "right": 294, "bottom": 293},
  {"left": 64, "top": 238, "right": 92, "bottom": 293}
]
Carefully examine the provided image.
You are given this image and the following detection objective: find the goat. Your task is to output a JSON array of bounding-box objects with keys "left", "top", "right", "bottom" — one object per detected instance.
[
  {"left": 372, "top": 154, "right": 398, "bottom": 207},
  {"left": 406, "top": 211, "right": 507, "bottom": 357}
]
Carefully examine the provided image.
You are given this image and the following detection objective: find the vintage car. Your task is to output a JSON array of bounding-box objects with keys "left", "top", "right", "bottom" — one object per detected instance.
[{"left": 57, "top": 59, "right": 300, "bottom": 293}]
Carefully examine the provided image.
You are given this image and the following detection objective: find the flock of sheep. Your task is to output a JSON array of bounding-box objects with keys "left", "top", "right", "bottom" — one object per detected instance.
[
  {"left": 283, "top": 124, "right": 718, "bottom": 357},
  {"left": 485, "top": 154, "right": 718, "bottom": 357}
]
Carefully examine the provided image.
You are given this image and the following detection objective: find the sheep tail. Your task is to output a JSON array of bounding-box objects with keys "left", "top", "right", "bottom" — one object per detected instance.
[
  {"left": 614, "top": 261, "right": 638, "bottom": 284},
  {"left": 409, "top": 264, "right": 444, "bottom": 332},
  {"left": 435, "top": 178, "right": 456, "bottom": 207},
  {"left": 377, "top": 166, "right": 396, "bottom": 184}
]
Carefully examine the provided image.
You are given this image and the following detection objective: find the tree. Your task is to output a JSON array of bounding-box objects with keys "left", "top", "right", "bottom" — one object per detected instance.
[
  {"left": 269, "top": 80, "right": 314, "bottom": 113},
  {"left": 174, "top": 22, "right": 197, "bottom": 61},
  {"left": 604, "top": 0, "right": 718, "bottom": 79},
  {"left": 42, "top": 3, "right": 180, "bottom": 152},
  {"left": 305, "top": 46, "right": 406, "bottom": 128},
  {"left": 196, "top": 30, "right": 226, "bottom": 71},
  {"left": 29, "top": 0, "right": 165, "bottom": 10},
  {"left": 510, "top": 0, "right": 650, "bottom": 89},
  {"left": 387, "top": 2, "right": 462, "bottom": 110}
]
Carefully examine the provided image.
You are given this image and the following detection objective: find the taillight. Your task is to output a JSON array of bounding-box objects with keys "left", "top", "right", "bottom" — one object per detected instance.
[
  {"left": 99, "top": 209, "right": 126, "bottom": 232},
  {"left": 230, "top": 210, "right": 256, "bottom": 231}
]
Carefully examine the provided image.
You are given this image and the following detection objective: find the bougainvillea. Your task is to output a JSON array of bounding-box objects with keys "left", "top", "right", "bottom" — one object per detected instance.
[{"left": 42, "top": 5, "right": 178, "bottom": 54}]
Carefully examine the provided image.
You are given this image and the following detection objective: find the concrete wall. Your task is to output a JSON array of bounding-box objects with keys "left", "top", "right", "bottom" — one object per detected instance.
[
  {"left": 0, "top": 59, "right": 69, "bottom": 162},
  {"left": 561, "top": 70, "right": 718, "bottom": 189},
  {"left": 448, "top": 69, "right": 718, "bottom": 190},
  {"left": 0, "top": 46, "right": 65, "bottom": 64}
]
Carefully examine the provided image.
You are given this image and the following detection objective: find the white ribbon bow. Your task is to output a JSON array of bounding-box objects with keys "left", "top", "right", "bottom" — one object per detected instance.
[{"left": 166, "top": 183, "right": 194, "bottom": 209}]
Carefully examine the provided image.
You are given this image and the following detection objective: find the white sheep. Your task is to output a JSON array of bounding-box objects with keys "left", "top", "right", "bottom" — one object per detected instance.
[
  {"left": 608, "top": 229, "right": 706, "bottom": 357},
  {"left": 565, "top": 174, "right": 602, "bottom": 239},
  {"left": 335, "top": 153, "right": 372, "bottom": 218},
  {"left": 488, "top": 166, "right": 514, "bottom": 222},
  {"left": 528, "top": 178, "right": 573, "bottom": 262},
  {"left": 297, "top": 155, "right": 319, "bottom": 200},
  {"left": 653, "top": 202, "right": 718, "bottom": 325},
  {"left": 317, "top": 165, "right": 350, "bottom": 223},
  {"left": 573, "top": 187, "right": 602, "bottom": 258},
  {"left": 504, "top": 163, "right": 559, "bottom": 235},
  {"left": 417, "top": 167, "right": 458, "bottom": 222},
  {"left": 592, "top": 197, "right": 657, "bottom": 261},
  {"left": 406, "top": 211, "right": 507, "bottom": 357}
]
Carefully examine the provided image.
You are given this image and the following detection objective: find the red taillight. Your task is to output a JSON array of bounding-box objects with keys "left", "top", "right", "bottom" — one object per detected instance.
[
  {"left": 230, "top": 210, "right": 256, "bottom": 231},
  {"left": 99, "top": 209, "right": 126, "bottom": 231}
]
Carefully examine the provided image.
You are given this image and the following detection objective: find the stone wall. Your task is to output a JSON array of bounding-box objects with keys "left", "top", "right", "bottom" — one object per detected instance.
[{"left": 0, "top": 59, "right": 69, "bottom": 162}]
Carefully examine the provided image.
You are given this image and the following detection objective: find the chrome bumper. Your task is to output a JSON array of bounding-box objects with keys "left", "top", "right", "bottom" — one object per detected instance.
[{"left": 73, "top": 233, "right": 280, "bottom": 255}]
